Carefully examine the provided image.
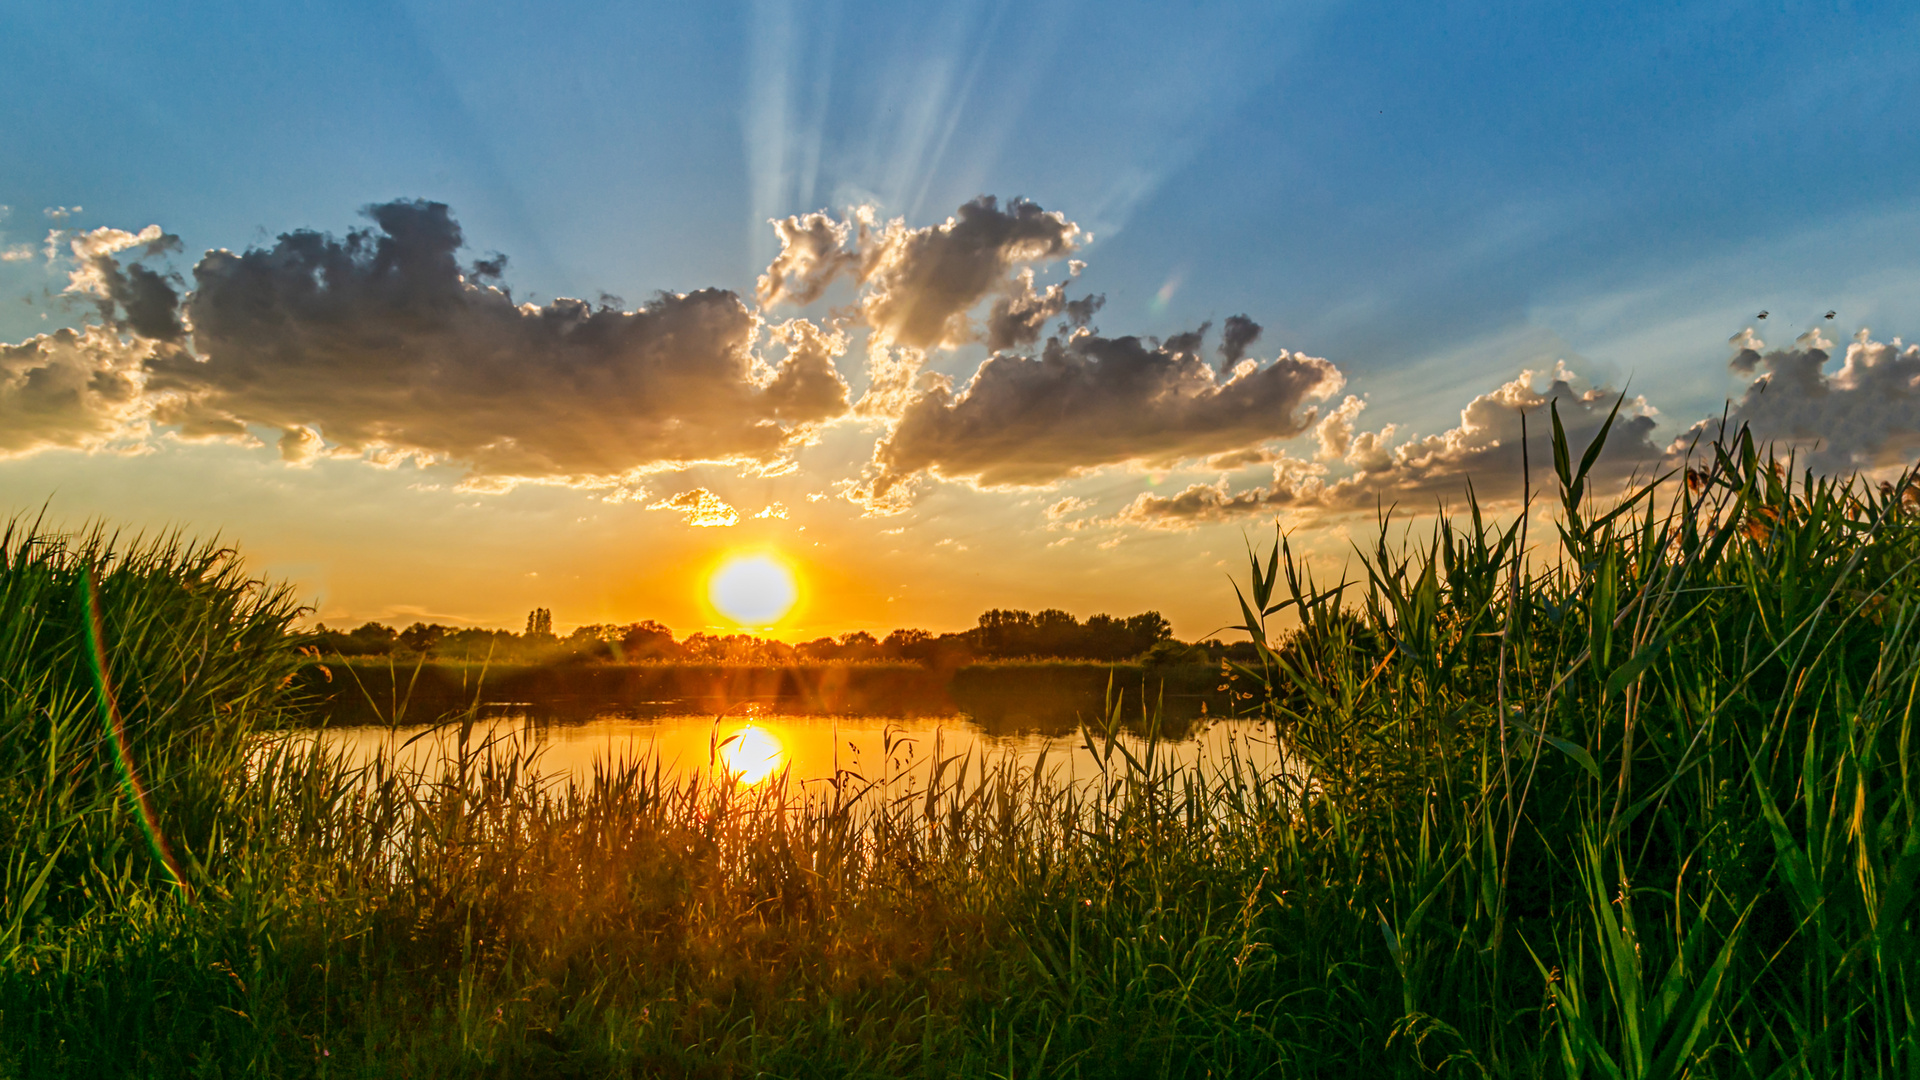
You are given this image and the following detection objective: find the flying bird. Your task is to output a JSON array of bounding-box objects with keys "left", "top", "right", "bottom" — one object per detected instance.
[
  {"left": 1826, "top": 310, "right": 1837, "bottom": 319},
  {"left": 1757, "top": 310, "right": 1769, "bottom": 319}
]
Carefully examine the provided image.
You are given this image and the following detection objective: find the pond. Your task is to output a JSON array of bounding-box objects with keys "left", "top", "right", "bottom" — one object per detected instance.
[{"left": 292, "top": 660, "right": 1288, "bottom": 791}]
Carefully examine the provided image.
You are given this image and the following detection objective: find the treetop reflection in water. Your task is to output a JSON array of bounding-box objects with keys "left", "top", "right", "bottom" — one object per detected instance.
[{"left": 301, "top": 710, "right": 1286, "bottom": 794}]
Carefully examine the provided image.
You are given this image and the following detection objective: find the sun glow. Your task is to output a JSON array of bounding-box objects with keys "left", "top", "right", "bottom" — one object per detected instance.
[
  {"left": 716, "top": 725, "right": 785, "bottom": 784},
  {"left": 707, "top": 551, "right": 799, "bottom": 627}
]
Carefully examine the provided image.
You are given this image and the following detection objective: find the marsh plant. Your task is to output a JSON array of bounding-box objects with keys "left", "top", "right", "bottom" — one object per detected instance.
[{"left": 1, "top": 412, "right": 1917, "bottom": 1077}]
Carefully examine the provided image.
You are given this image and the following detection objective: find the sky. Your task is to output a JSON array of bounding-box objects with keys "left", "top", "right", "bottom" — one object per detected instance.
[{"left": 3, "top": 0, "right": 1919, "bottom": 641}]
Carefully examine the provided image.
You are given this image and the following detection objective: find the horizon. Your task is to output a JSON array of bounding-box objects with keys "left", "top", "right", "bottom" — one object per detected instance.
[{"left": 4, "top": 0, "right": 1918, "bottom": 641}]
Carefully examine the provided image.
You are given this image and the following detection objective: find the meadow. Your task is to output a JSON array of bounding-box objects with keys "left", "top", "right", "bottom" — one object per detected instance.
[{"left": 2, "top": 414, "right": 1918, "bottom": 1078}]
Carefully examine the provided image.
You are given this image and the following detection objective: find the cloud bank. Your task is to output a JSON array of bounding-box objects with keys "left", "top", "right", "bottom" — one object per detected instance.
[
  {"left": 118, "top": 200, "right": 848, "bottom": 486},
  {"left": 1706, "top": 327, "right": 1920, "bottom": 472},
  {"left": 1114, "top": 366, "right": 1666, "bottom": 528},
  {"left": 848, "top": 321, "right": 1345, "bottom": 511},
  {"left": 5, "top": 195, "right": 1919, "bottom": 537}
]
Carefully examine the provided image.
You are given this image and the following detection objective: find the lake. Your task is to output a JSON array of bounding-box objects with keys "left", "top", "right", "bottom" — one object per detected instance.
[
  {"left": 292, "top": 659, "right": 1285, "bottom": 791},
  {"left": 306, "top": 707, "right": 1288, "bottom": 794}
]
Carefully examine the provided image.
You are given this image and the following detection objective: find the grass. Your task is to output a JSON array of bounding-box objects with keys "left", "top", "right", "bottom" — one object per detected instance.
[{"left": 1, "top": 414, "right": 1917, "bottom": 1077}]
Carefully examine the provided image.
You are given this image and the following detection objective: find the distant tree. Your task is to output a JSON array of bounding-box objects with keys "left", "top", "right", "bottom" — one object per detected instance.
[
  {"left": 795, "top": 636, "right": 841, "bottom": 661},
  {"left": 881, "top": 627, "right": 934, "bottom": 661},
  {"left": 436, "top": 626, "right": 511, "bottom": 660},
  {"left": 1124, "top": 611, "right": 1173, "bottom": 646},
  {"left": 617, "top": 620, "right": 679, "bottom": 660},
  {"left": 524, "top": 608, "right": 553, "bottom": 637},
  {"left": 928, "top": 631, "right": 977, "bottom": 666},
  {"left": 971, "top": 609, "right": 1034, "bottom": 655},
  {"left": 313, "top": 621, "right": 400, "bottom": 656},
  {"left": 968, "top": 607, "right": 1176, "bottom": 660},
  {"left": 837, "top": 630, "right": 879, "bottom": 660},
  {"left": 398, "top": 622, "right": 445, "bottom": 654}
]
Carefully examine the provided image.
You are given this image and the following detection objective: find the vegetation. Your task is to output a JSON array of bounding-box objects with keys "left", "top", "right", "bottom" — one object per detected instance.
[
  {"left": 312, "top": 605, "right": 1183, "bottom": 666},
  {"left": 3, "top": 414, "right": 1918, "bottom": 1077}
]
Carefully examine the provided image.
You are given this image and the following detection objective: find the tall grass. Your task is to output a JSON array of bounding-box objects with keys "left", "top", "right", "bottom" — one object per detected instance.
[{"left": 1, "top": 416, "right": 1916, "bottom": 1078}]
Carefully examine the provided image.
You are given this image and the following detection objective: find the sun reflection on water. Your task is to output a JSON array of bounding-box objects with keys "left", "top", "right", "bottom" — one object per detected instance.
[{"left": 716, "top": 724, "right": 786, "bottom": 784}]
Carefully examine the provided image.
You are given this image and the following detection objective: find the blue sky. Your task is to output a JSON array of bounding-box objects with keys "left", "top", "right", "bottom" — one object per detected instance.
[{"left": 2, "top": 0, "right": 1917, "bottom": 637}]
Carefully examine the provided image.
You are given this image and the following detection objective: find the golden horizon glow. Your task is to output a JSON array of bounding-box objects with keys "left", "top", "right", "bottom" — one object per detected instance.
[
  {"left": 717, "top": 724, "right": 785, "bottom": 784},
  {"left": 706, "top": 550, "right": 801, "bottom": 628}
]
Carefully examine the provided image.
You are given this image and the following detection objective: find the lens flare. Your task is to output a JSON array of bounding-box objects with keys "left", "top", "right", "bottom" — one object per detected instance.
[
  {"left": 707, "top": 552, "right": 798, "bottom": 626},
  {"left": 81, "top": 568, "right": 192, "bottom": 899},
  {"left": 716, "top": 725, "right": 785, "bottom": 784}
]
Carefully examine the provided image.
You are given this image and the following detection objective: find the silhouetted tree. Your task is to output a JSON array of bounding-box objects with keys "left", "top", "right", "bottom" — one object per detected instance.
[
  {"left": 966, "top": 607, "right": 1174, "bottom": 660},
  {"left": 524, "top": 608, "right": 553, "bottom": 637},
  {"left": 398, "top": 622, "right": 445, "bottom": 654}
]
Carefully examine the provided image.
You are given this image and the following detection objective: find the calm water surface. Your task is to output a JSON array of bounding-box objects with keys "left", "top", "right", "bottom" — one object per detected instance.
[{"left": 308, "top": 709, "right": 1287, "bottom": 792}]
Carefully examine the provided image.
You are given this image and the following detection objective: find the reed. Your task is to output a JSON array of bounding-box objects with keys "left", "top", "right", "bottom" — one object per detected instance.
[{"left": 0, "top": 415, "right": 1915, "bottom": 1077}]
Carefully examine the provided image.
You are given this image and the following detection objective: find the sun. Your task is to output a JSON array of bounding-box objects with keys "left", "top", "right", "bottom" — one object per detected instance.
[
  {"left": 706, "top": 552, "right": 799, "bottom": 628},
  {"left": 716, "top": 725, "right": 785, "bottom": 784}
]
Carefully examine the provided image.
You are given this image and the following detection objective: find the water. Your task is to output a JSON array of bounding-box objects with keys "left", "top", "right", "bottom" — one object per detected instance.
[{"left": 308, "top": 708, "right": 1288, "bottom": 793}]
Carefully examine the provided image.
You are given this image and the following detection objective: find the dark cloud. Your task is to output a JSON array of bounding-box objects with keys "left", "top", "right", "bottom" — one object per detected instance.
[
  {"left": 983, "top": 269, "right": 1104, "bottom": 352},
  {"left": 91, "top": 259, "right": 185, "bottom": 341},
  {"left": 468, "top": 252, "right": 508, "bottom": 281},
  {"left": 847, "top": 327, "right": 1344, "bottom": 511},
  {"left": 1161, "top": 325, "right": 1207, "bottom": 355},
  {"left": 142, "top": 199, "right": 849, "bottom": 484},
  {"left": 1219, "top": 314, "right": 1262, "bottom": 365},
  {"left": 55, "top": 223, "right": 189, "bottom": 341},
  {"left": 1063, "top": 293, "right": 1104, "bottom": 327},
  {"left": 1696, "top": 327, "right": 1920, "bottom": 472},
  {"left": 1115, "top": 367, "right": 1665, "bottom": 528}
]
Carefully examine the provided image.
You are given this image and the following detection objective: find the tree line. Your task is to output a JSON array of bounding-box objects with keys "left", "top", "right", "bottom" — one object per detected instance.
[{"left": 307, "top": 606, "right": 1254, "bottom": 665}]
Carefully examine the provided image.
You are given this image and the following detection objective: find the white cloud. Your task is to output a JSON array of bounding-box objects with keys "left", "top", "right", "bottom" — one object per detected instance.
[{"left": 648, "top": 488, "right": 741, "bottom": 527}]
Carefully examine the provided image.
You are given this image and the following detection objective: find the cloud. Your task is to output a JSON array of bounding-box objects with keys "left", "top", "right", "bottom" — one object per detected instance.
[
  {"left": 1044, "top": 495, "right": 1095, "bottom": 531},
  {"left": 1114, "top": 365, "right": 1665, "bottom": 528},
  {"left": 1312, "top": 394, "right": 1372, "bottom": 463},
  {"left": 648, "top": 488, "right": 741, "bottom": 527},
  {"left": 851, "top": 342, "right": 925, "bottom": 419},
  {"left": 1698, "top": 327, "right": 1920, "bottom": 471},
  {"left": 753, "top": 502, "right": 789, "bottom": 519},
  {"left": 138, "top": 199, "right": 851, "bottom": 486},
  {"left": 1044, "top": 495, "right": 1093, "bottom": 520},
  {"left": 45, "top": 224, "right": 190, "bottom": 342},
  {"left": 761, "top": 196, "right": 1086, "bottom": 350},
  {"left": 62, "top": 225, "right": 178, "bottom": 295},
  {"left": 1219, "top": 314, "right": 1262, "bottom": 365},
  {"left": 983, "top": 267, "right": 1103, "bottom": 352},
  {"left": 0, "top": 325, "right": 151, "bottom": 458},
  {"left": 1202, "top": 446, "right": 1286, "bottom": 470},
  {"left": 846, "top": 320, "right": 1344, "bottom": 510},
  {"left": 757, "top": 210, "right": 857, "bottom": 307}
]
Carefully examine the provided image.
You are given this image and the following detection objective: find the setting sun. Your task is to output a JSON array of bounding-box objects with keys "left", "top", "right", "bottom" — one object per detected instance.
[{"left": 706, "top": 553, "right": 799, "bottom": 627}]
